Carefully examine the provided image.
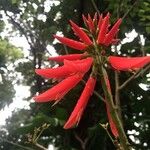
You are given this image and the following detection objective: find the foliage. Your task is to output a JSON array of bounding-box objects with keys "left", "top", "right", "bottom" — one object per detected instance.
[{"left": 0, "top": 0, "right": 150, "bottom": 150}]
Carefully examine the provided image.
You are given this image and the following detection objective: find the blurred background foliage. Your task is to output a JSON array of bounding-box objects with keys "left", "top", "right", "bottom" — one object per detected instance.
[{"left": 0, "top": 0, "right": 150, "bottom": 150}]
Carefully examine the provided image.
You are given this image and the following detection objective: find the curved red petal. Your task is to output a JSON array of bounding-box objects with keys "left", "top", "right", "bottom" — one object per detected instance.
[
  {"left": 64, "top": 77, "right": 96, "bottom": 129},
  {"left": 82, "top": 14, "right": 89, "bottom": 27},
  {"left": 54, "top": 35, "right": 87, "bottom": 50},
  {"left": 87, "top": 14, "right": 94, "bottom": 32},
  {"left": 35, "top": 66, "right": 74, "bottom": 79},
  {"left": 106, "top": 104, "right": 119, "bottom": 138},
  {"left": 104, "top": 77, "right": 119, "bottom": 137},
  {"left": 34, "top": 74, "right": 83, "bottom": 102},
  {"left": 97, "top": 13, "right": 110, "bottom": 44},
  {"left": 70, "top": 20, "right": 92, "bottom": 45},
  {"left": 64, "top": 57, "right": 93, "bottom": 74},
  {"left": 104, "top": 19, "right": 122, "bottom": 46},
  {"left": 109, "top": 56, "right": 150, "bottom": 71},
  {"left": 97, "top": 14, "right": 103, "bottom": 30},
  {"left": 48, "top": 54, "right": 85, "bottom": 62},
  {"left": 93, "top": 12, "right": 98, "bottom": 22}
]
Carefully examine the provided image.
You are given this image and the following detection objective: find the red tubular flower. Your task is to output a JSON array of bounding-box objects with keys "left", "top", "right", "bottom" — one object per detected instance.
[
  {"left": 34, "top": 74, "right": 83, "bottom": 102},
  {"left": 35, "top": 66, "right": 74, "bottom": 79},
  {"left": 37, "top": 57, "right": 93, "bottom": 79},
  {"left": 53, "top": 35, "right": 87, "bottom": 50},
  {"left": 54, "top": 13, "right": 122, "bottom": 51},
  {"left": 98, "top": 14, "right": 103, "bottom": 30},
  {"left": 109, "top": 56, "right": 150, "bottom": 71},
  {"left": 48, "top": 54, "right": 86, "bottom": 62},
  {"left": 70, "top": 20, "right": 92, "bottom": 45},
  {"left": 64, "top": 58, "right": 93, "bottom": 73},
  {"left": 93, "top": 12, "right": 98, "bottom": 22},
  {"left": 82, "top": 14, "right": 88, "bottom": 27},
  {"left": 87, "top": 14, "right": 95, "bottom": 32},
  {"left": 64, "top": 77, "right": 96, "bottom": 129},
  {"left": 34, "top": 12, "right": 150, "bottom": 131},
  {"left": 97, "top": 13, "right": 110, "bottom": 44},
  {"left": 34, "top": 58, "right": 93, "bottom": 103},
  {"left": 104, "top": 19, "right": 122, "bottom": 46},
  {"left": 105, "top": 76, "right": 119, "bottom": 138},
  {"left": 106, "top": 104, "right": 119, "bottom": 138}
]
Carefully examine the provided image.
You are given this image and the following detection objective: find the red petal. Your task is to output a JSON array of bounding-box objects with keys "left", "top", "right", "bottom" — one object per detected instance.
[
  {"left": 48, "top": 54, "right": 85, "bottom": 62},
  {"left": 54, "top": 35, "right": 87, "bottom": 50},
  {"left": 70, "top": 20, "right": 92, "bottom": 45},
  {"left": 35, "top": 66, "right": 74, "bottom": 79},
  {"left": 34, "top": 74, "right": 83, "bottom": 102},
  {"left": 64, "top": 57, "right": 93, "bottom": 73},
  {"left": 93, "top": 12, "right": 98, "bottom": 22},
  {"left": 64, "top": 77, "right": 96, "bottom": 129},
  {"left": 97, "top": 14, "right": 103, "bottom": 30},
  {"left": 104, "top": 77, "right": 119, "bottom": 137},
  {"left": 82, "top": 14, "right": 88, "bottom": 26},
  {"left": 109, "top": 56, "right": 150, "bottom": 71},
  {"left": 106, "top": 104, "right": 119, "bottom": 138},
  {"left": 87, "top": 14, "right": 94, "bottom": 32},
  {"left": 97, "top": 13, "right": 110, "bottom": 44},
  {"left": 104, "top": 19, "right": 122, "bottom": 46}
]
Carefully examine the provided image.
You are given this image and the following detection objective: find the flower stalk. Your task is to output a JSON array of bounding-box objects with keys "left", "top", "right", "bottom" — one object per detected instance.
[{"left": 99, "top": 65, "right": 131, "bottom": 150}]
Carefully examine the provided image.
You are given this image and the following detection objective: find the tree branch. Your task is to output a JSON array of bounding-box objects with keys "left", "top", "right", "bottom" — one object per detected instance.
[
  {"left": 115, "top": 71, "right": 122, "bottom": 123},
  {"left": 74, "top": 132, "right": 88, "bottom": 150},
  {"left": 122, "top": 0, "right": 139, "bottom": 20},
  {"left": 91, "top": 0, "right": 100, "bottom": 14},
  {"left": 34, "top": 143, "right": 48, "bottom": 150},
  {"left": 0, "top": 138, "right": 34, "bottom": 150},
  {"left": 119, "top": 64, "right": 150, "bottom": 90}
]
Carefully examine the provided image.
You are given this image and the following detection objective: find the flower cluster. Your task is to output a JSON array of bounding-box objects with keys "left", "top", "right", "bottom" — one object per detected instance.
[{"left": 34, "top": 13, "right": 150, "bottom": 130}]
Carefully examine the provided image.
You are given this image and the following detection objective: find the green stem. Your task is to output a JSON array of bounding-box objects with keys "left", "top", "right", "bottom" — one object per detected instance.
[
  {"left": 99, "top": 66, "right": 131, "bottom": 150},
  {"left": 91, "top": 38, "right": 131, "bottom": 149}
]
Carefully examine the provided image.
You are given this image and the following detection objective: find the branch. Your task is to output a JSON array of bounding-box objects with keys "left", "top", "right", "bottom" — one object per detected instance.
[
  {"left": 0, "top": 138, "right": 34, "bottom": 150},
  {"left": 74, "top": 132, "right": 88, "bottom": 150},
  {"left": 115, "top": 71, "right": 122, "bottom": 122},
  {"left": 119, "top": 64, "right": 150, "bottom": 90},
  {"left": 91, "top": 0, "right": 100, "bottom": 14},
  {"left": 4, "top": 10, "right": 33, "bottom": 48},
  {"left": 122, "top": 0, "right": 139, "bottom": 20},
  {"left": 100, "top": 67, "right": 131, "bottom": 150},
  {"left": 34, "top": 143, "right": 48, "bottom": 150}
]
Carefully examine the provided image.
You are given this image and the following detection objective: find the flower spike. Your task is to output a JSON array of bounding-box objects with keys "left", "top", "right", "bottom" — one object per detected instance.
[
  {"left": 64, "top": 77, "right": 96, "bottom": 129},
  {"left": 54, "top": 35, "right": 87, "bottom": 50}
]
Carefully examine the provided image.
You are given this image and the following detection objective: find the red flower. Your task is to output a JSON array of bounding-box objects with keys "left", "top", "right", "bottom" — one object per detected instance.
[
  {"left": 48, "top": 53, "right": 86, "bottom": 62},
  {"left": 106, "top": 103, "right": 119, "bottom": 138},
  {"left": 34, "top": 13, "right": 150, "bottom": 130},
  {"left": 105, "top": 75, "right": 119, "bottom": 138},
  {"left": 52, "top": 14, "right": 150, "bottom": 70},
  {"left": 34, "top": 58, "right": 93, "bottom": 103},
  {"left": 109, "top": 56, "right": 150, "bottom": 71},
  {"left": 64, "top": 77, "right": 96, "bottom": 129}
]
